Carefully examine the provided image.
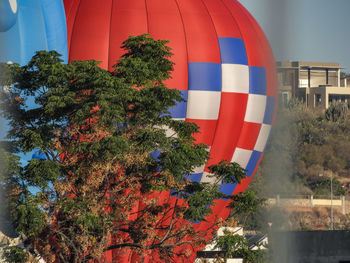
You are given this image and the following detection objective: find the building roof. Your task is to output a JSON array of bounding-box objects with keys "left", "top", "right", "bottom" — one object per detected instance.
[
  {"left": 277, "top": 61, "right": 342, "bottom": 70},
  {"left": 245, "top": 234, "right": 268, "bottom": 249}
]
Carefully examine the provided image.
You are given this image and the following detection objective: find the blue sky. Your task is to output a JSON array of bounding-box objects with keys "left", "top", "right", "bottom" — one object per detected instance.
[{"left": 239, "top": 0, "right": 350, "bottom": 73}]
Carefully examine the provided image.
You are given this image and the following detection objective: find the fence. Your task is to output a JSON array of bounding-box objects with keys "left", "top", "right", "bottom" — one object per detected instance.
[{"left": 267, "top": 195, "right": 349, "bottom": 214}]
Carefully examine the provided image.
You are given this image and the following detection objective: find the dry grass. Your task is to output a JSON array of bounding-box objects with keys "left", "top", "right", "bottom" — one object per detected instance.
[{"left": 282, "top": 207, "right": 350, "bottom": 230}]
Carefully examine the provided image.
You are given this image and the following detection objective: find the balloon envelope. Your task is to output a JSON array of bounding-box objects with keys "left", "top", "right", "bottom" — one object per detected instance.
[
  {"left": 63, "top": 3, "right": 278, "bottom": 261},
  {"left": 3, "top": 0, "right": 278, "bottom": 261},
  {"left": 0, "top": 0, "right": 68, "bottom": 165},
  {"left": 0, "top": 0, "right": 18, "bottom": 32},
  {"left": 0, "top": 0, "right": 68, "bottom": 65},
  {"left": 63, "top": 0, "right": 278, "bottom": 198}
]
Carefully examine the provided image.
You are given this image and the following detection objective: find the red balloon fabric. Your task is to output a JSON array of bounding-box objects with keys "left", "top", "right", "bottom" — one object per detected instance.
[{"left": 63, "top": 0, "right": 278, "bottom": 261}]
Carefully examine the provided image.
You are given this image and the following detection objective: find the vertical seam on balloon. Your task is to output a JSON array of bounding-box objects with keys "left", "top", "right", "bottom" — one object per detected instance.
[
  {"left": 17, "top": 5, "right": 24, "bottom": 65},
  {"left": 233, "top": 0, "right": 264, "bottom": 66},
  {"left": 218, "top": 2, "right": 252, "bottom": 162},
  {"left": 219, "top": 0, "right": 245, "bottom": 49},
  {"left": 173, "top": 0, "right": 190, "bottom": 111},
  {"left": 199, "top": 0, "right": 225, "bottom": 168},
  {"left": 67, "top": 0, "right": 74, "bottom": 18},
  {"left": 144, "top": 0, "right": 150, "bottom": 33},
  {"left": 207, "top": 0, "right": 248, "bottom": 165},
  {"left": 206, "top": 0, "right": 249, "bottom": 199},
  {"left": 69, "top": 0, "right": 82, "bottom": 61},
  {"left": 233, "top": 1, "right": 267, "bottom": 95},
  {"left": 59, "top": 1, "right": 69, "bottom": 64},
  {"left": 39, "top": 1, "right": 48, "bottom": 52},
  {"left": 63, "top": 0, "right": 71, "bottom": 53},
  {"left": 173, "top": 0, "right": 201, "bottom": 183},
  {"left": 235, "top": 0, "right": 278, "bottom": 93},
  {"left": 196, "top": 0, "right": 236, "bottom": 230},
  {"left": 65, "top": 0, "right": 78, "bottom": 55},
  {"left": 234, "top": 0, "right": 278, "bottom": 124},
  {"left": 231, "top": 1, "right": 266, "bottom": 182},
  {"left": 219, "top": 0, "right": 250, "bottom": 163},
  {"left": 200, "top": 0, "right": 221, "bottom": 64},
  {"left": 173, "top": 0, "right": 189, "bottom": 76},
  {"left": 219, "top": 0, "right": 249, "bottom": 67},
  {"left": 107, "top": 0, "right": 114, "bottom": 70}
]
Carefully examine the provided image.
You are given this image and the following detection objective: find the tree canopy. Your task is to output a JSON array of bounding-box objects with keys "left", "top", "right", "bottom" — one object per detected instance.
[{"left": 0, "top": 35, "right": 247, "bottom": 263}]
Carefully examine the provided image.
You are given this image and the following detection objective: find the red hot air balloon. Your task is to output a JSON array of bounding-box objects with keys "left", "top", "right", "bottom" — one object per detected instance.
[{"left": 63, "top": 0, "right": 278, "bottom": 261}]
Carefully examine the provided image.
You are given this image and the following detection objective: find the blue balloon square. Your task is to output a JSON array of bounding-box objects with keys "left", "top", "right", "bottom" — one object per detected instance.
[
  {"left": 218, "top": 37, "right": 248, "bottom": 65},
  {"left": 188, "top": 62, "right": 222, "bottom": 92},
  {"left": 249, "top": 66, "right": 267, "bottom": 95}
]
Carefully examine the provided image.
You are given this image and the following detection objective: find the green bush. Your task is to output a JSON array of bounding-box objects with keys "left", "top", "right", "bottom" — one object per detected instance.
[{"left": 2, "top": 246, "right": 27, "bottom": 263}]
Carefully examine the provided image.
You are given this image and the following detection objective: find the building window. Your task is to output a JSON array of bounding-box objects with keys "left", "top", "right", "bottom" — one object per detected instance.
[
  {"left": 329, "top": 94, "right": 350, "bottom": 108},
  {"left": 282, "top": 92, "right": 289, "bottom": 107},
  {"left": 316, "top": 94, "right": 322, "bottom": 106}
]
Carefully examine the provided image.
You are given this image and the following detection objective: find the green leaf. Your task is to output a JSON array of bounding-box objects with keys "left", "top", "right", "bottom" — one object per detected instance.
[
  {"left": 23, "top": 159, "right": 61, "bottom": 188},
  {"left": 13, "top": 201, "right": 45, "bottom": 236},
  {"left": 3, "top": 246, "right": 27, "bottom": 263}
]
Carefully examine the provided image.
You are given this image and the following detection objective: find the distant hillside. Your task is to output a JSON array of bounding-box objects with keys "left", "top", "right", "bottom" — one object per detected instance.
[{"left": 255, "top": 101, "right": 350, "bottom": 197}]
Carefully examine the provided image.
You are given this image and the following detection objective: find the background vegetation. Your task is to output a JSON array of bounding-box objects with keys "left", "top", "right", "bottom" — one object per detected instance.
[
  {"left": 256, "top": 100, "right": 349, "bottom": 197},
  {"left": 239, "top": 101, "right": 350, "bottom": 233}
]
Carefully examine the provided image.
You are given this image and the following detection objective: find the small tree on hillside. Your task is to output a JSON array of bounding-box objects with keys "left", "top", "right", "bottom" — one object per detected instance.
[{"left": 0, "top": 35, "right": 247, "bottom": 263}]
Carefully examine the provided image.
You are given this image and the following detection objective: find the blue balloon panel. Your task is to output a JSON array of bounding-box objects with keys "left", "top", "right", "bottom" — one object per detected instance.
[
  {"left": 0, "top": 0, "right": 68, "bottom": 166},
  {"left": 0, "top": 0, "right": 18, "bottom": 32},
  {"left": 0, "top": 0, "right": 68, "bottom": 65}
]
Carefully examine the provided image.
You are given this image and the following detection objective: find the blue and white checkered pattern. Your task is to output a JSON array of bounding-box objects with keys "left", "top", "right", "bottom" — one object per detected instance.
[{"left": 169, "top": 37, "right": 276, "bottom": 196}]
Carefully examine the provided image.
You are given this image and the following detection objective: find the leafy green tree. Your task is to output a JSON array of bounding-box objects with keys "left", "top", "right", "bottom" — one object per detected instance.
[
  {"left": 214, "top": 230, "right": 269, "bottom": 263},
  {"left": 2, "top": 246, "right": 27, "bottom": 263},
  {"left": 229, "top": 191, "right": 266, "bottom": 226},
  {"left": 307, "top": 175, "right": 345, "bottom": 196},
  {"left": 215, "top": 232, "right": 248, "bottom": 259},
  {"left": 325, "top": 102, "right": 348, "bottom": 122},
  {"left": 0, "top": 35, "right": 246, "bottom": 263}
]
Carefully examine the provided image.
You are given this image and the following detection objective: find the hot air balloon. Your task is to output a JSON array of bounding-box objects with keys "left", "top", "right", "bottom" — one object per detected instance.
[
  {"left": 1, "top": 0, "right": 277, "bottom": 261},
  {"left": 63, "top": 0, "right": 277, "bottom": 211},
  {"left": 0, "top": 0, "right": 68, "bottom": 65},
  {"left": 63, "top": 0, "right": 278, "bottom": 261},
  {"left": 0, "top": 0, "right": 68, "bottom": 164}
]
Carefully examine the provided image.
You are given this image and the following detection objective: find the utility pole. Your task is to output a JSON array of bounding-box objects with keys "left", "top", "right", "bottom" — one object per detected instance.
[{"left": 330, "top": 171, "right": 333, "bottom": 230}]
